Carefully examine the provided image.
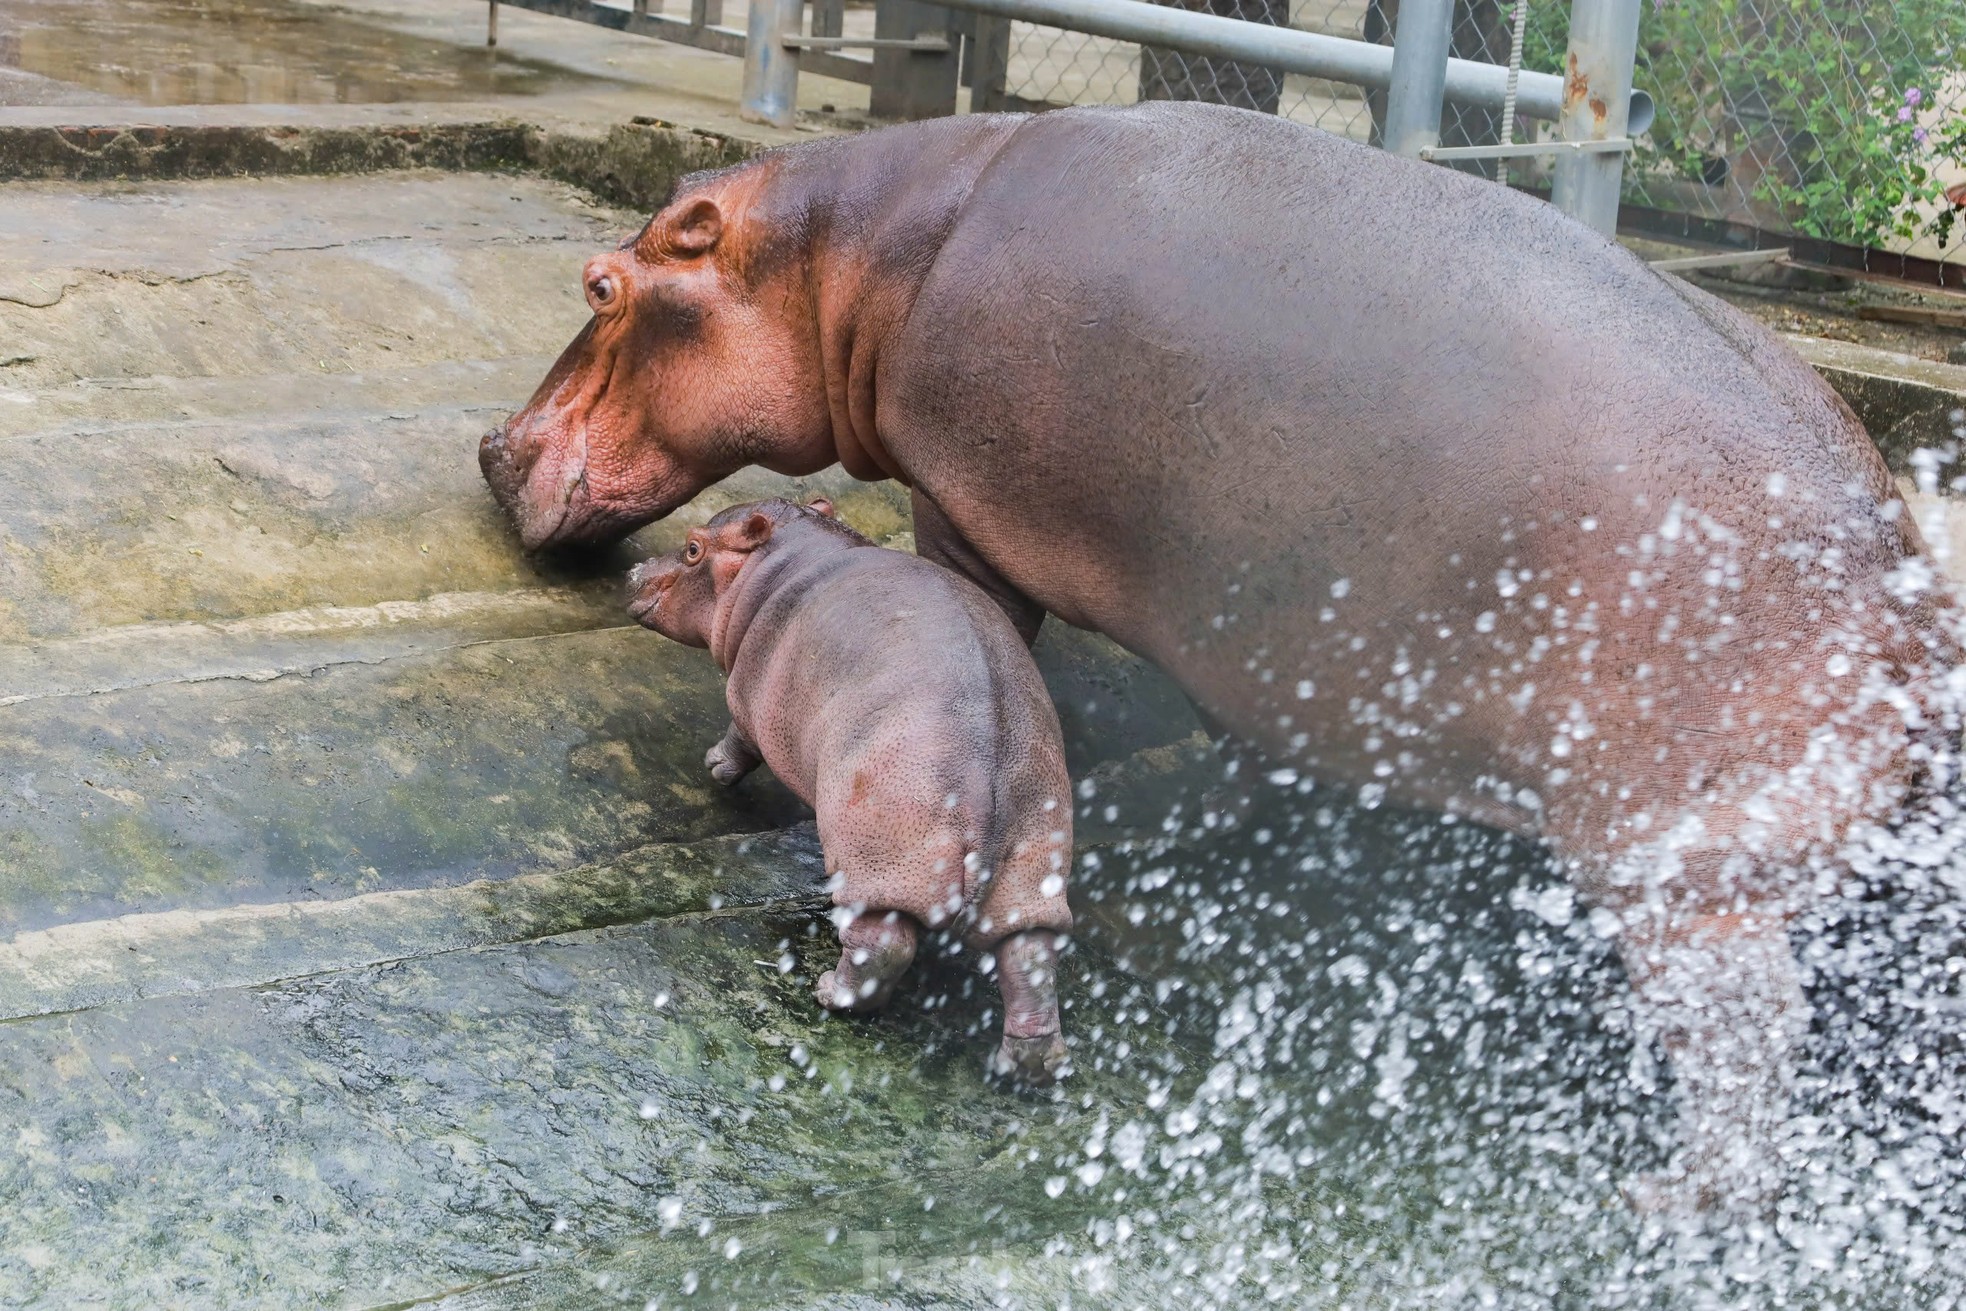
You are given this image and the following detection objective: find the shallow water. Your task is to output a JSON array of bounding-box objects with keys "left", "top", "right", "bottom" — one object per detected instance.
[{"left": 0, "top": 0, "right": 618, "bottom": 105}]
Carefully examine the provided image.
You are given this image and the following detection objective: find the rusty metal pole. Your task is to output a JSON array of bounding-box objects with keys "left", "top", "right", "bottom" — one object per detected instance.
[
  {"left": 1381, "top": 0, "right": 1453, "bottom": 158},
  {"left": 739, "top": 0, "right": 802, "bottom": 128},
  {"left": 1550, "top": 0, "right": 1641, "bottom": 234}
]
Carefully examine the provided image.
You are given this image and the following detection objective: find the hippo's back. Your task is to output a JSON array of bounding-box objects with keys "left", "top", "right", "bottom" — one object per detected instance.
[
  {"left": 736, "top": 547, "right": 1066, "bottom": 815},
  {"left": 884, "top": 101, "right": 1938, "bottom": 844}
]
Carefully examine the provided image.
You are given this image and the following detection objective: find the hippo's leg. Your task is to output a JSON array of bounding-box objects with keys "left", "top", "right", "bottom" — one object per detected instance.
[
  {"left": 816, "top": 910, "right": 921, "bottom": 1013},
  {"left": 987, "top": 930, "right": 1071, "bottom": 1086},
  {"left": 910, "top": 489, "right": 1047, "bottom": 644},
  {"left": 1613, "top": 903, "right": 1805, "bottom": 1214},
  {"left": 1189, "top": 703, "right": 1268, "bottom": 831},
  {"left": 705, "top": 722, "right": 762, "bottom": 787}
]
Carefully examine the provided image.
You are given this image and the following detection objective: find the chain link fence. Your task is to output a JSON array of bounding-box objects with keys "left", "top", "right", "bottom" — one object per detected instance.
[{"left": 991, "top": 0, "right": 1966, "bottom": 264}]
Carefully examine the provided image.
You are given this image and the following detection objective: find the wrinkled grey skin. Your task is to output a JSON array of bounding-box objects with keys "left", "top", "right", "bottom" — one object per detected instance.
[
  {"left": 628, "top": 499, "right": 1075, "bottom": 1083},
  {"left": 486, "top": 102, "right": 1963, "bottom": 1211}
]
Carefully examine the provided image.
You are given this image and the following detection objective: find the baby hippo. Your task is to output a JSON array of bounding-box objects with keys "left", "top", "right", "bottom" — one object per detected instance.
[{"left": 627, "top": 498, "right": 1074, "bottom": 1083}]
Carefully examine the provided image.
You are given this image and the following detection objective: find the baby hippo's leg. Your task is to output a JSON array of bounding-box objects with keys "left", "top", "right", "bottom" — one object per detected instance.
[
  {"left": 988, "top": 930, "right": 1070, "bottom": 1085},
  {"left": 816, "top": 911, "right": 921, "bottom": 1013},
  {"left": 705, "top": 722, "right": 762, "bottom": 787}
]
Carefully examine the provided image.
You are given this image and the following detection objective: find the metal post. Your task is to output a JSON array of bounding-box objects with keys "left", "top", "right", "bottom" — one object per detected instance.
[
  {"left": 1550, "top": 0, "right": 1641, "bottom": 234},
  {"left": 487, "top": 0, "right": 498, "bottom": 47},
  {"left": 968, "top": 14, "right": 1012, "bottom": 109},
  {"left": 869, "top": 0, "right": 958, "bottom": 120},
  {"left": 739, "top": 0, "right": 802, "bottom": 127},
  {"left": 1381, "top": 0, "right": 1453, "bottom": 157}
]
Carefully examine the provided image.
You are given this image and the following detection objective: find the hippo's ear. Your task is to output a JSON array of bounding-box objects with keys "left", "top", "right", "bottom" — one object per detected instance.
[
  {"left": 807, "top": 498, "right": 837, "bottom": 518},
  {"left": 733, "top": 510, "right": 776, "bottom": 551},
  {"left": 636, "top": 196, "right": 723, "bottom": 263}
]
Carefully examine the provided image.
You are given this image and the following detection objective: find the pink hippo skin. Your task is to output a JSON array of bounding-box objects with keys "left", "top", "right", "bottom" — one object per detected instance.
[{"left": 627, "top": 497, "right": 1075, "bottom": 1083}]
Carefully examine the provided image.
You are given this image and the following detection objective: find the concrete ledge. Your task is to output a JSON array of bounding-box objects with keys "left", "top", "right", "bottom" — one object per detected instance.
[
  {"left": 0, "top": 116, "right": 758, "bottom": 209},
  {"left": 1789, "top": 335, "right": 1966, "bottom": 471},
  {"left": 0, "top": 121, "right": 536, "bottom": 181},
  {"left": 530, "top": 117, "right": 754, "bottom": 209}
]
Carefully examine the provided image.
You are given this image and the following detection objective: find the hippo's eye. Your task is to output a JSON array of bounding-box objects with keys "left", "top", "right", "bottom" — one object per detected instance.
[
  {"left": 683, "top": 540, "right": 703, "bottom": 564},
  {"left": 587, "top": 274, "right": 616, "bottom": 309}
]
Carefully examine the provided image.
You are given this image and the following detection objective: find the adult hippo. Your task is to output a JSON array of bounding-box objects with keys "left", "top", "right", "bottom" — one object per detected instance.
[{"left": 481, "top": 102, "right": 1961, "bottom": 1209}]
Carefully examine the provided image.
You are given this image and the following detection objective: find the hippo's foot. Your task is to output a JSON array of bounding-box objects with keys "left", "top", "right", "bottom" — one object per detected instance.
[
  {"left": 990, "top": 930, "right": 1070, "bottom": 1089},
  {"left": 816, "top": 910, "right": 920, "bottom": 1013},
  {"left": 1612, "top": 898, "right": 1801, "bottom": 1221},
  {"left": 1619, "top": 1168, "right": 1717, "bottom": 1221},
  {"left": 989, "top": 1031, "right": 1070, "bottom": 1087},
  {"left": 1620, "top": 1155, "right": 1781, "bottom": 1223},
  {"left": 815, "top": 967, "right": 897, "bottom": 1013},
  {"left": 705, "top": 722, "right": 762, "bottom": 788}
]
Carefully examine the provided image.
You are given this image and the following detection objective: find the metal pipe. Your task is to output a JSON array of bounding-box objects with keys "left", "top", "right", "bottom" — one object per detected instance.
[
  {"left": 739, "top": 0, "right": 802, "bottom": 127},
  {"left": 1382, "top": 0, "right": 1452, "bottom": 157},
  {"left": 1550, "top": 0, "right": 1643, "bottom": 234},
  {"left": 926, "top": 0, "right": 1650, "bottom": 126}
]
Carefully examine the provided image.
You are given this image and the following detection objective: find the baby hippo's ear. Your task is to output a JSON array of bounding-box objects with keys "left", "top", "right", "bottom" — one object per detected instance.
[
  {"left": 732, "top": 510, "right": 777, "bottom": 550},
  {"left": 807, "top": 498, "right": 837, "bottom": 518}
]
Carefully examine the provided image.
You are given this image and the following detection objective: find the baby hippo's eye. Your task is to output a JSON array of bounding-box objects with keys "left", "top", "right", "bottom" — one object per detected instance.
[{"left": 683, "top": 540, "right": 703, "bottom": 564}]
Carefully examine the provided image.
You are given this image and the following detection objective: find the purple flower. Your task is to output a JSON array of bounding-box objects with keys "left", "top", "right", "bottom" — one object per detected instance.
[
  {"left": 1915, "top": 127, "right": 1929, "bottom": 144},
  {"left": 1905, "top": 87, "right": 1924, "bottom": 107},
  {"left": 1898, "top": 105, "right": 1915, "bottom": 122}
]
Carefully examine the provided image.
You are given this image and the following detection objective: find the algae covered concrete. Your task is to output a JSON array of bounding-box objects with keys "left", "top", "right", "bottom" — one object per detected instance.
[{"left": 0, "top": 828, "right": 1215, "bottom": 1308}]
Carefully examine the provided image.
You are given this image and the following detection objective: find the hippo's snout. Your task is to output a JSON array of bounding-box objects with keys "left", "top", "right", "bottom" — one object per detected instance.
[
  {"left": 478, "top": 422, "right": 526, "bottom": 514},
  {"left": 626, "top": 558, "right": 677, "bottom": 626},
  {"left": 480, "top": 417, "right": 584, "bottom": 552}
]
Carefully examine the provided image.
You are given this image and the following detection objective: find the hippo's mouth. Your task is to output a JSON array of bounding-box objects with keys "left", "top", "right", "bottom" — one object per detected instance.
[{"left": 626, "top": 588, "right": 663, "bottom": 625}]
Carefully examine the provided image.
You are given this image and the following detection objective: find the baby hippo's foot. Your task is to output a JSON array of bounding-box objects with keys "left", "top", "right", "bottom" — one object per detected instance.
[
  {"left": 705, "top": 722, "right": 762, "bottom": 787},
  {"left": 987, "top": 930, "right": 1071, "bottom": 1087},
  {"left": 816, "top": 910, "right": 921, "bottom": 1014}
]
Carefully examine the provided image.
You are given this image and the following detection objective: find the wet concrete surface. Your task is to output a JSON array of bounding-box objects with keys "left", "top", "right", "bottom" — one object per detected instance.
[
  {"left": 0, "top": 0, "right": 875, "bottom": 139},
  {"left": 0, "top": 0, "right": 623, "bottom": 107}
]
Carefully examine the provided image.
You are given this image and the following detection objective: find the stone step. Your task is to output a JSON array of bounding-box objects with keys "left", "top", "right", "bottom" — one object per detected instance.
[
  {"left": 0, "top": 172, "right": 624, "bottom": 391},
  {"left": 0, "top": 606, "right": 1195, "bottom": 933},
  {"left": 0, "top": 404, "right": 914, "bottom": 641},
  {"left": 0, "top": 824, "right": 827, "bottom": 1021},
  {"left": 0, "top": 354, "right": 549, "bottom": 439},
  {"left": 0, "top": 623, "right": 804, "bottom": 934}
]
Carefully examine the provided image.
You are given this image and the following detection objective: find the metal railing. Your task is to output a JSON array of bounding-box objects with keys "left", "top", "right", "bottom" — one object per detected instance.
[
  {"left": 489, "top": 0, "right": 1966, "bottom": 280},
  {"left": 732, "top": 0, "right": 1650, "bottom": 235},
  {"left": 485, "top": 0, "right": 1651, "bottom": 233}
]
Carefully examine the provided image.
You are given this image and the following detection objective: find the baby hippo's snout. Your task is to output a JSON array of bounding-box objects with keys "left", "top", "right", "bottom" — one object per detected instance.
[{"left": 625, "top": 557, "right": 674, "bottom": 624}]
